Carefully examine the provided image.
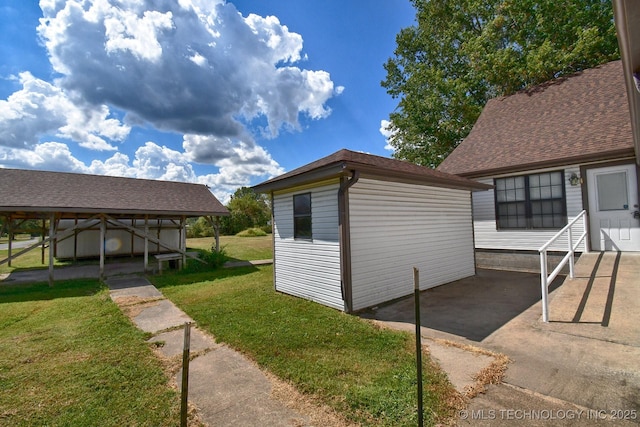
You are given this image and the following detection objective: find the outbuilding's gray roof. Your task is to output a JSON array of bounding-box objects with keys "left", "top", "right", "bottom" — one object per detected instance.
[
  {"left": 253, "top": 149, "right": 491, "bottom": 193},
  {"left": 0, "top": 168, "right": 228, "bottom": 218},
  {"left": 438, "top": 61, "right": 635, "bottom": 178}
]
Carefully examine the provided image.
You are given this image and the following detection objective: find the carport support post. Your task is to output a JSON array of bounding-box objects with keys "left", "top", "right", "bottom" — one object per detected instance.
[
  {"left": 413, "top": 267, "right": 424, "bottom": 427},
  {"left": 144, "top": 216, "right": 149, "bottom": 272},
  {"left": 180, "top": 322, "right": 191, "bottom": 427},
  {"left": 99, "top": 217, "right": 105, "bottom": 280},
  {"left": 48, "top": 214, "right": 55, "bottom": 287},
  {"left": 7, "top": 222, "right": 12, "bottom": 267},
  {"left": 41, "top": 219, "right": 46, "bottom": 265}
]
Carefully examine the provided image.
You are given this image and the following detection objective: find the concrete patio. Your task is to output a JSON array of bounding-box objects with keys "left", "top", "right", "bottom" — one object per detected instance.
[{"left": 365, "top": 252, "right": 640, "bottom": 425}]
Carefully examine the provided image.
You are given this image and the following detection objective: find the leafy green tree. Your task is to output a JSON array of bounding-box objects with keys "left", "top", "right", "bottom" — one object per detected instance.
[
  {"left": 0, "top": 218, "right": 44, "bottom": 237},
  {"left": 220, "top": 187, "right": 271, "bottom": 235},
  {"left": 186, "top": 216, "right": 215, "bottom": 238},
  {"left": 382, "top": 0, "right": 619, "bottom": 167}
]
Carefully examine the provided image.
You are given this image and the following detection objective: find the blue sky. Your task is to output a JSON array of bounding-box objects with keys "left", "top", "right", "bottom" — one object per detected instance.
[{"left": 0, "top": 0, "right": 415, "bottom": 203}]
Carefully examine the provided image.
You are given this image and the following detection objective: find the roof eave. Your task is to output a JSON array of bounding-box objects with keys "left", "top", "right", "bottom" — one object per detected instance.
[
  {"left": 0, "top": 207, "right": 229, "bottom": 217},
  {"left": 453, "top": 148, "right": 637, "bottom": 178},
  {"left": 252, "top": 163, "right": 348, "bottom": 193},
  {"left": 253, "top": 160, "right": 492, "bottom": 193},
  {"left": 346, "top": 162, "right": 492, "bottom": 191}
]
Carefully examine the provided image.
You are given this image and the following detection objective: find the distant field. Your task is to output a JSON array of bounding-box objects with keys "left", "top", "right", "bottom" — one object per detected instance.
[
  {"left": 1, "top": 235, "right": 272, "bottom": 275},
  {"left": 187, "top": 235, "right": 272, "bottom": 261},
  {"left": 0, "top": 246, "right": 70, "bottom": 275}
]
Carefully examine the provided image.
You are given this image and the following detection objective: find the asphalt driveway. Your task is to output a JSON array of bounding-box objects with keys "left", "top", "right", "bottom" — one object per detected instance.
[{"left": 362, "top": 268, "right": 563, "bottom": 342}]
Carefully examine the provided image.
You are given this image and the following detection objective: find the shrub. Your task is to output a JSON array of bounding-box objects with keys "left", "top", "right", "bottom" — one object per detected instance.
[
  {"left": 236, "top": 227, "right": 267, "bottom": 237},
  {"left": 260, "top": 224, "right": 272, "bottom": 234},
  {"left": 182, "top": 248, "right": 228, "bottom": 273}
]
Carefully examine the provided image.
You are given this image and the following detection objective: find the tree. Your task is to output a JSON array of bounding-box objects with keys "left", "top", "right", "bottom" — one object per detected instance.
[
  {"left": 219, "top": 187, "right": 271, "bottom": 235},
  {"left": 382, "top": 0, "right": 619, "bottom": 167},
  {"left": 186, "top": 216, "right": 215, "bottom": 238}
]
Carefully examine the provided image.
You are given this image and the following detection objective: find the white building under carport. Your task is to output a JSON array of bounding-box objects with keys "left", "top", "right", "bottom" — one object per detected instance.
[{"left": 253, "top": 149, "right": 491, "bottom": 313}]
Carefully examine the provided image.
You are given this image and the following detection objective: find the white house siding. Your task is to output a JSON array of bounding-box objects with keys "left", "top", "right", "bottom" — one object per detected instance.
[
  {"left": 272, "top": 181, "right": 343, "bottom": 310},
  {"left": 348, "top": 179, "right": 476, "bottom": 311},
  {"left": 55, "top": 219, "right": 180, "bottom": 258},
  {"left": 472, "top": 165, "right": 587, "bottom": 252}
]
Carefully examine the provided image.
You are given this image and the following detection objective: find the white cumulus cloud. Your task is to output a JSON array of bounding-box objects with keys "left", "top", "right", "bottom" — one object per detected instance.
[
  {"left": 380, "top": 119, "right": 396, "bottom": 152},
  {"left": 0, "top": 72, "right": 129, "bottom": 150},
  {"left": 36, "top": 0, "right": 341, "bottom": 137},
  {"left": 1, "top": 0, "right": 341, "bottom": 201}
]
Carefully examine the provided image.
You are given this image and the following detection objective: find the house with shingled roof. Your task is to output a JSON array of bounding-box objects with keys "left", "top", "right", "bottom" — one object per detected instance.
[
  {"left": 438, "top": 60, "right": 640, "bottom": 261},
  {"left": 253, "top": 149, "right": 491, "bottom": 312}
]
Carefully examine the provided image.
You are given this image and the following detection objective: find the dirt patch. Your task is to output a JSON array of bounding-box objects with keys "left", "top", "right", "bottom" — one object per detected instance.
[
  {"left": 265, "top": 370, "right": 358, "bottom": 427},
  {"left": 113, "top": 297, "right": 165, "bottom": 318},
  {"left": 433, "top": 338, "right": 510, "bottom": 398},
  {"left": 148, "top": 344, "right": 207, "bottom": 427}
]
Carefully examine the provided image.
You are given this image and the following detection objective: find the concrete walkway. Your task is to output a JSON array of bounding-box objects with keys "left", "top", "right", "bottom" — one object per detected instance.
[
  {"left": 104, "top": 274, "right": 313, "bottom": 427},
  {"left": 368, "top": 252, "right": 640, "bottom": 426}
]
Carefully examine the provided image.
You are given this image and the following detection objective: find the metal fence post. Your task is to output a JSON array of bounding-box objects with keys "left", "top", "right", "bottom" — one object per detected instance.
[
  {"left": 413, "top": 267, "right": 424, "bottom": 427},
  {"left": 181, "top": 322, "right": 192, "bottom": 427}
]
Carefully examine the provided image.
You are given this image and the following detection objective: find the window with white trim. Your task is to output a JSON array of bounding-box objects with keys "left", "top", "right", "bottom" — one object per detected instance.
[
  {"left": 293, "top": 193, "right": 312, "bottom": 239},
  {"left": 494, "top": 171, "right": 567, "bottom": 229}
]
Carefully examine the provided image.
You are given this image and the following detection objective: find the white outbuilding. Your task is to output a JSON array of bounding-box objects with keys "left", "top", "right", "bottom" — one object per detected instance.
[{"left": 253, "top": 149, "right": 491, "bottom": 312}]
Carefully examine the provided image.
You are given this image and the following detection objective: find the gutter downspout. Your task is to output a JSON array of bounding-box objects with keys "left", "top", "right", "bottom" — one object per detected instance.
[{"left": 338, "top": 170, "right": 360, "bottom": 313}]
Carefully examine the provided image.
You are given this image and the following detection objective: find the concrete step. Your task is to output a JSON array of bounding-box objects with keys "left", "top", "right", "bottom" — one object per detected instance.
[{"left": 547, "top": 252, "right": 640, "bottom": 346}]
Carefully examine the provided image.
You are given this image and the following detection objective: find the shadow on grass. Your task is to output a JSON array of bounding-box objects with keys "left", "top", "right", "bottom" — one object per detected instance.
[{"left": 0, "top": 278, "right": 103, "bottom": 304}]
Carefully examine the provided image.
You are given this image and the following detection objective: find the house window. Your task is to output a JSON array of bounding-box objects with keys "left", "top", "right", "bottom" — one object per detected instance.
[
  {"left": 293, "top": 193, "right": 312, "bottom": 239},
  {"left": 495, "top": 171, "right": 566, "bottom": 229}
]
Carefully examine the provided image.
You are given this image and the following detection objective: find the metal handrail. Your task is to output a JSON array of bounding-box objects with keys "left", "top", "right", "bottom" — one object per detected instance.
[{"left": 538, "top": 210, "right": 588, "bottom": 322}]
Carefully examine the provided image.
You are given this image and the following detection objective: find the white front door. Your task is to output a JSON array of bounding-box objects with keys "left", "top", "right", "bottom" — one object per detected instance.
[{"left": 587, "top": 164, "right": 640, "bottom": 251}]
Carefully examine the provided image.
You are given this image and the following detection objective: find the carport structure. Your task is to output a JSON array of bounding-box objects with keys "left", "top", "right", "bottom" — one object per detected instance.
[{"left": 0, "top": 169, "right": 229, "bottom": 285}]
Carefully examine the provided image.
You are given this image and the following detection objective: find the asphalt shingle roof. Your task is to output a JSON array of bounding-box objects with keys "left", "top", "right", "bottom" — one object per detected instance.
[
  {"left": 253, "top": 149, "right": 491, "bottom": 192},
  {"left": 0, "top": 168, "right": 228, "bottom": 217},
  {"left": 438, "top": 61, "right": 635, "bottom": 177}
]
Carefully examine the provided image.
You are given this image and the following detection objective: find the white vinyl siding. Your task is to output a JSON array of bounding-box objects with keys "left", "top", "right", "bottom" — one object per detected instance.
[
  {"left": 272, "top": 182, "right": 343, "bottom": 310},
  {"left": 472, "top": 165, "right": 587, "bottom": 251},
  {"left": 348, "top": 179, "right": 476, "bottom": 311}
]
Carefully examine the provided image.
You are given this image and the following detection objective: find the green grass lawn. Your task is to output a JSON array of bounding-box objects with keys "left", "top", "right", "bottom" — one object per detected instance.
[
  {"left": 187, "top": 235, "right": 272, "bottom": 261},
  {"left": 0, "top": 245, "right": 54, "bottom": 275},
  {"left": 1, "top": 235, "right": 458, "bottom": 425},
  {"left": 0, "top": 280, "right": 180, "bottom": 426},
  {"left": 0, "top": 234, "right": 32, "bottom": 244},
  {"left": 152, "top": 266, "right": 458, "bottom": 426}
]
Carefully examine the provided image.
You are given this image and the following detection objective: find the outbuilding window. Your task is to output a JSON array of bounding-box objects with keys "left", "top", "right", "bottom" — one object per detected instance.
[
  {"left": 293, "top": 193, "right": 312, "bottom": 239},
  {"left": 495, "top": 171, "right": 567, "bottom": 230}
]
